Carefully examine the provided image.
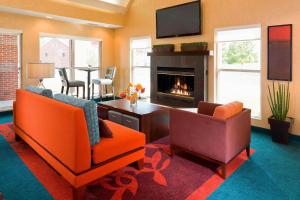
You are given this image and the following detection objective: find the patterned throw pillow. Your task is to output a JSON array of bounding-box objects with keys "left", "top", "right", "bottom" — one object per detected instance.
[
  {"left": 99, "top": 118, "right": 113, "bottom": 138},
  {"left": 54, "top": 94, "right": 100, "bottom": 146},
  {"left": 26, "top": 86, "right": 53, "bottom": 98}
]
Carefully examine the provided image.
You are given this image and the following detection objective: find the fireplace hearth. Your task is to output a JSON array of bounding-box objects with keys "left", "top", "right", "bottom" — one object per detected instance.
[{"left": 149, "top": 51, "right": 208, "bottom": 107}]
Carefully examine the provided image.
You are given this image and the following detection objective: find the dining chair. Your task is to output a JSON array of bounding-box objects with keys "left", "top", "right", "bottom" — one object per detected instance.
[
  {"left": 58, "top": 68, "right": 85, "bottom": 99},
  {"left": 91, "top": 66, "right": 116, "bottom": 100}
]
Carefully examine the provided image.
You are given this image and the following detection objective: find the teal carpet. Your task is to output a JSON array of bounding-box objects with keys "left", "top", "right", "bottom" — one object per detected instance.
[
  {"left": 209, "top": 130, "right": 300, "bottom": 200},
  {"left": 0, "top": 135, "right": 52, "bottom": 200}
]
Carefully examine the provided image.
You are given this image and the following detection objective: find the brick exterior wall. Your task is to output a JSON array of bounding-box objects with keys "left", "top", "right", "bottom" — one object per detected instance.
[
  {"left": 0, "top": 34, "right": 18, "bottom": 100},
  {"left": 40, "top": 38, "right": 70, "bottom": 68}
]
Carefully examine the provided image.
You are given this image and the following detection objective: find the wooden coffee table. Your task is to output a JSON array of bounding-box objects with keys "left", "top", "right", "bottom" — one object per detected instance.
[{"left": 98, "top": 99, "right": 169, "bottom": 143}]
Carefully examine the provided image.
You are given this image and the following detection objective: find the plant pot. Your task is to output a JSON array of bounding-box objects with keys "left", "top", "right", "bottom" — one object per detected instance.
[
  {"left": 152, "top": 45, "right": 175, "bottom": 53},
  {"left": 181, "top": 45, "right": 208, "bottom": 52},
  {"left": 268, "top": 117, "right": 293, "bottom": 144}
]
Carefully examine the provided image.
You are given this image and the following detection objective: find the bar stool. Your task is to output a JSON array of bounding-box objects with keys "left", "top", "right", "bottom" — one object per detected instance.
[
  {"left": 91, "top": 66, "right": 116, "bottom": 100},
  {"left": 58, "top": 68, "right": 85, "bottom": 99}
]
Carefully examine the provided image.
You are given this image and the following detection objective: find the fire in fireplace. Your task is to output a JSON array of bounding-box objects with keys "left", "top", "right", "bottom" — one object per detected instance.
[
  {"left": 171, "top": 77, "right": 191, "bottom": 96},
  {"left": 157, "top": 73, "right": 194, "bottom": 97}
]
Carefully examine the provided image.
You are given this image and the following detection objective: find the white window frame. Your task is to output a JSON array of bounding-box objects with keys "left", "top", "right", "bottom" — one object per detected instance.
[
  {"left": 214, "top": 24, "right": 262, "bottom": 119},
  {"left": 39, "top": 33, "right": 102, "bottom": 72},
  {"left": 130, "top": 36, "right": 151, "bottom": 97}
]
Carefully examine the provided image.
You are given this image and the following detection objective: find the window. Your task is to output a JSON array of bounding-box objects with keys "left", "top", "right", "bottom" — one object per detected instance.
[
  {"left": 215, "top": 26, "right": 261, "bottom": 118},
  {"left": 40, "top": 37, "right": 71, "bottom": 93},
  {"left": 130, "top": 37, "right": 151, "bottom": 97},
  {"left": 0, "top": 31, "right": 21, "bottom": 111},
  {"left": 74, "top": 39, "right": 100, "bottom": 87},
  {"left": 40, "top": 36, "right": 101, "bottom": 96}
]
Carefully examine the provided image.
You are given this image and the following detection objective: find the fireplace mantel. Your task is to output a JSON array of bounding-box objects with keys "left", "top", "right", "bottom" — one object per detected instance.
[
  {"left": 149, "top": 51, "right": 208, "bottom": 107},
  {"left": 147, "top": 50, "right": 209, "bottom": 56}
]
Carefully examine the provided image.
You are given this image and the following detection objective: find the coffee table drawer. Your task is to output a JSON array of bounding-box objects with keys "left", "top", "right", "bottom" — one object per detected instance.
[
  {"left": 108, "top": 110, "right": 122, "bottom": 124},
  {"left": 122, "top": 114, "right": 139, "bottom": 131}
]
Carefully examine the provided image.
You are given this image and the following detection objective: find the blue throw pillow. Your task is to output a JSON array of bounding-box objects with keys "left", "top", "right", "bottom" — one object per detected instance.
[
  {"left": 26, "top": 86, "right": 53, "bottom": 98},
  {"left": 54, "top": 94, "right": 100, "bottom": 146}
]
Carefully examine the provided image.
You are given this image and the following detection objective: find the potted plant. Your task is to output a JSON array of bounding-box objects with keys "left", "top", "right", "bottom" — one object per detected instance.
[
  {"left": 181, "top": 42, "right": 208, "bottom": 51},
  {"left": 152, "top": 44, "right": 175, "bottom": 53},
  {"left": 267, "top": 82, "right": 293, "bottom": 144}
]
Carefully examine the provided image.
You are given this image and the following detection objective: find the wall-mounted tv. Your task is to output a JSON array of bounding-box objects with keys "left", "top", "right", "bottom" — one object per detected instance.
[{"left": 156, "top": 1, "right": 201, "bottom": 39}]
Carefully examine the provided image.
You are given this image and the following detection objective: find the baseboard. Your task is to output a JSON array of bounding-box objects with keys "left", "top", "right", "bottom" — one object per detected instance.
[
  {"left": 93, "top": 96, "right": 120, "bottom": 103},
  {"left": 0, "top": 111, "right": 13, "bottom": 115},
  {"left": 251, "top": 126, "right": 300, "bottom": 142},
  {"left": 290, "top": 134, "right": 300, "bottom": 142},
  {"left": 251, "top": 126, "right": 270, "bottom": 134}
]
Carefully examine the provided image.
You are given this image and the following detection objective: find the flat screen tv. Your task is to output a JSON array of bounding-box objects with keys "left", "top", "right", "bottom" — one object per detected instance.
[{"left": 156, "top": 1, "right": 201, "bottom": 39}]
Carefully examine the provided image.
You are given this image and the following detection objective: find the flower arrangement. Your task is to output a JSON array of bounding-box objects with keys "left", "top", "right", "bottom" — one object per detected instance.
[{"left": 120, "top": 83, "right": 145, "bottom": 105}]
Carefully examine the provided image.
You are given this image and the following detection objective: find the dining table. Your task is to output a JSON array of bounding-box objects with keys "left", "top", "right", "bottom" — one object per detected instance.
[{"left": 75, "top": 67, "right": 100, "bottom": 100}]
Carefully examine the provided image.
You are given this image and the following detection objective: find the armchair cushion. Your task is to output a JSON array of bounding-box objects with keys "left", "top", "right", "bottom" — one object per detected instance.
[
  {"left": 92, "top": 120, "right": 145, "bottom": 164},
  {"left": 54, "top": 94, "right": 100, "bottom": 146},
  {"left": 68, "top": 80, "right": 85, "bottom": 87},
  {"left": 213, "top": 101, "right": 243, "bottom": 120},
  {"left": 26, "top": 86, "right": 53, "bottom": 98},
  {"left": 92, "top": 78, "right": 112, "bottom": 85}
]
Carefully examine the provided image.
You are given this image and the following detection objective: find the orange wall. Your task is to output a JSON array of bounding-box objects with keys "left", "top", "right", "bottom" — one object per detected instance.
[
  {"left": 115, "top": 0, "right": 300, "bottom": 135},
  {"left": 0, "top": 12, "right": 115, "bottom": 87}
]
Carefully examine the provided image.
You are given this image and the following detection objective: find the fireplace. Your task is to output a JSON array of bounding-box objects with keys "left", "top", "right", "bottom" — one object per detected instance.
[{"left": 149, "top": 51, "right": 208, "bottom": 107}]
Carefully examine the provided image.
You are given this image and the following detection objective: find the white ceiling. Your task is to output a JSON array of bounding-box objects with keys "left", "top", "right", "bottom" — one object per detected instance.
[
  {"left": 63, "top": 0, "right": 131, "bottom": 13},
  {"left": 0, "top": 6, "right": 122, "bottom": 29},
  {"left": 0, "top": 0, "right": 129, "bottom": 28},
  {"left": 100, "top": 0, "right": 130, "bottom": 7}
]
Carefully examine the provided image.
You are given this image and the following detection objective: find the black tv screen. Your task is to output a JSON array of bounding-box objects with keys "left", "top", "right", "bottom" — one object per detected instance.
[{"left": 156, "top": 1, "right": 201, "bottom": 39}]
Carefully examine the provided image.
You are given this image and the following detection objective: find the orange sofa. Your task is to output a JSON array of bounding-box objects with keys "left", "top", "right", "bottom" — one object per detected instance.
[{"left": 13, "top": 89, "right": 145, "bottom": 199}]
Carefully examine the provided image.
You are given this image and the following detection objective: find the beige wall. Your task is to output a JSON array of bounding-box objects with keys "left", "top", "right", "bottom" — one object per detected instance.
[
  {"left": 0, "top": 0, "right": 124, "bottom": 26},
  {"left": 115, "top": 0, "right": 300, "bottom": 135},
  {"left": 0, "top": 12, "right": 115, "bottom": 87}
]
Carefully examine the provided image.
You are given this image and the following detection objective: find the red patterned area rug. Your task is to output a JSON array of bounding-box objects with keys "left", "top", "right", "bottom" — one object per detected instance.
[{"left": 0, "top": 123, "right": 254, "bottom": 200}]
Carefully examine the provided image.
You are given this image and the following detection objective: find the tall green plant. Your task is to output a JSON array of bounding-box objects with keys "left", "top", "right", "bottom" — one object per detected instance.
[{"left": 267, "top": 82, "right": 290, "bottom": 121}]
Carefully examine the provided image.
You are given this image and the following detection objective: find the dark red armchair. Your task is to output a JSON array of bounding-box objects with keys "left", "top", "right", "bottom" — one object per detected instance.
[{"left": 170, "top": 101, "right": 251, "bottom": 178}]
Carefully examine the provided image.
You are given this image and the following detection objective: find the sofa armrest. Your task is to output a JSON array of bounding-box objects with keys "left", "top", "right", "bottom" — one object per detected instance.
[
  {"left": 224, "top": 109, "right": 251, "bottom": 163},
  {"left": 170, "top": 108, "right": 227, "bottom": 161},
  {"left": 197, "top": 101, "right": 221, "bottom": 116}
]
